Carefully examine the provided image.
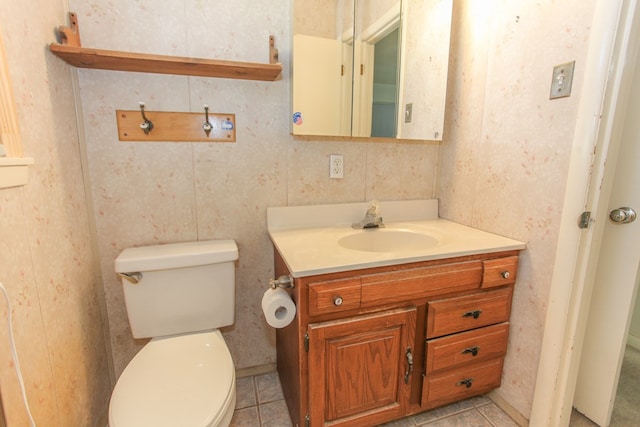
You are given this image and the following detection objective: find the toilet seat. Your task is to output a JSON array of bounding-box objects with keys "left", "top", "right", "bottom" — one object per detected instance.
[{"left": 109, "top": 330, "right": 236, "bottom": 427}]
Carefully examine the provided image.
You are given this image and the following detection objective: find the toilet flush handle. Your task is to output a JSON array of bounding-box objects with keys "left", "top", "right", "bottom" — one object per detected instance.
[{"left": 118, "top": 272, "right": 142, "bottom": 284}]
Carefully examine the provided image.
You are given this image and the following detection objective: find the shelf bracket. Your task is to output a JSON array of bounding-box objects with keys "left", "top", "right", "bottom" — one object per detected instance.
[
  {"left": 269, "top": 35, "right": 278, "bottom": 65},
  {"left": 57, "top": 12, "right": 81, "bottom": 47}
]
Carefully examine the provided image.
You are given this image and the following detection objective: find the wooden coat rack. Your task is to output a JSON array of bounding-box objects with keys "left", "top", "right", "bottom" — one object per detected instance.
[{"left": 116, "top": 106, "right": 236, "bottom": 142}]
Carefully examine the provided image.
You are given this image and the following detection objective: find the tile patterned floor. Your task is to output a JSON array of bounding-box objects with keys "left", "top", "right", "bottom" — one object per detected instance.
[
  {"left": 230, "top": 371, "right": 520, "bottom": 427},
  {"left": 231, "top": 372, "right": 292, "bottom": 427}
]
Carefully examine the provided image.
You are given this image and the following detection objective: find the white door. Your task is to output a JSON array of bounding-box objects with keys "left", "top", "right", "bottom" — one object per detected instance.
[
  {"left": 572, "top": 45, "right": 640, "bottom": 425},
  {"left": 292, "top": 35, "right": 345, "bottom": 136}
]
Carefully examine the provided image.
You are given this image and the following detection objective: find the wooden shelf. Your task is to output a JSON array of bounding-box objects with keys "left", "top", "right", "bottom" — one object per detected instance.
[
  {"left": 49, "top": 43, "right": 282, "bottom": 81},
  {"left": 49, "top": 13, "right": 282, "bottom": 81}
]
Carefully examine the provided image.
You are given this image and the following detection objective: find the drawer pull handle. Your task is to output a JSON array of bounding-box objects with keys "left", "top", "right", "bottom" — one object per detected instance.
[
  {"left": 456, "top": 378, "right": 474, "bottom": 389},
  {"left": 404, "top": 347, "right": 414, "bottom": 384},
  {"left": 462, "top": 346, "right": 480, "bottom": 356},
  {"left": 333, "top": 296, "right": 344, "bottom": 306},
  {"left": 462, "top": 309, "right": 482, "bottom": 319},
  {"left": 501, "top": 271, "right": 510, "bottom": 279}
]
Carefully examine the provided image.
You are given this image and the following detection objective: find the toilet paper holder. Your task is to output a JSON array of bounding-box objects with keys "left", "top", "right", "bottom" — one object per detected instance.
[{"left": 269, "top": 275, "right": 294, "bottom": 289}]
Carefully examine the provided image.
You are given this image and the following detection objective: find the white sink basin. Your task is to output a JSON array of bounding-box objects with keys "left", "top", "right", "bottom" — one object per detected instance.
[{"left": 338, "top": 229, "right": 439, "bottom": 253}]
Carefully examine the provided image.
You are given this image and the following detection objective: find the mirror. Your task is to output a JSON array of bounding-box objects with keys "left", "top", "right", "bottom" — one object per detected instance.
[{"left": 292, "top": 0, "right": 453, "bottom": 140}]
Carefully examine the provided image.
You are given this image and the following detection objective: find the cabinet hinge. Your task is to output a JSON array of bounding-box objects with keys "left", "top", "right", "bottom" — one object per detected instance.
[
  {"left": 578, "top": 211, "right": 592, "bottom": 229},
  {"left": 360, "top": 64, "right": 364, "bottom": 75},
  {"left": 304, "top": 332, "right": 309, "bottom": 352},
  {"left": 305, "top": 413, "right": 310, "bottom": 427},
  {"left": 341, "top": 64, "right": 344, "bottom": 76}
]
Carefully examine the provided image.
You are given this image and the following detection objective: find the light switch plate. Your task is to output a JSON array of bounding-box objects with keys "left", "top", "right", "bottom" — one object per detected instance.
[
  {"left": 404, "top": 103, "right": 413, "bottom": 123},
  {"left": 550, "top": 61, "right": 575, "bottom": 99}
]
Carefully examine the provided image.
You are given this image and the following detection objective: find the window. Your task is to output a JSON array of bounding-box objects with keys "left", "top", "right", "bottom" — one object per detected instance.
[{"left": 0, "top": 26, "right": 33, "bottom": 188}]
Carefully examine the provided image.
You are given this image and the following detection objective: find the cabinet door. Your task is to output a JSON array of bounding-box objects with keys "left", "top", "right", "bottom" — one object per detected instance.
[{"left": 308, "top": 307, "right": 417, "bottom": 427}]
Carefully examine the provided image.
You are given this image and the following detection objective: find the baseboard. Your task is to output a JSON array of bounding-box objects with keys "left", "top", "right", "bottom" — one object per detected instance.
[
  {"left": 236, "top": 362, "right": 277, "bottom": 379},
  {"left": 627, "top": 334, "right": 640, "bottom": 351},
  {"left": 488, "top": 390, "right": 529, "bottom": 427}
]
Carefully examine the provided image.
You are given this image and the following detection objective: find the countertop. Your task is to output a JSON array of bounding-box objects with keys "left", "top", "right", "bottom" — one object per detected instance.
[{"left": 267, "top": 200, "right": 526, "bottom": 278}]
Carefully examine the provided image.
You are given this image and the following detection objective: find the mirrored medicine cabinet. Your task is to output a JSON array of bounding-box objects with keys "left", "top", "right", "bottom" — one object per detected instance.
[{"left": 292, "top": 0, "right": 453, "bottom": 141}]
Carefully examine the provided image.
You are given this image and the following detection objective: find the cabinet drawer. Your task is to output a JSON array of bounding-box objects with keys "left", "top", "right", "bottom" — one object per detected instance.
[
  {"left": 309, "top": 277, "right": 362, "bottom": 316},
  {"left": 425, "top": 323, "right": 509, "bottom": 374},
  {"left": 421, "top": 358, "right": 504, "bottom": 409},
  {"left": 426, "top": 287, "right": 513, "bottom": 338},
  {"left": 361, "top": 261, "right": 483, "bottom": 307},
  {"left": 482, "top": 256, "right": 518, "bottom": 288}
]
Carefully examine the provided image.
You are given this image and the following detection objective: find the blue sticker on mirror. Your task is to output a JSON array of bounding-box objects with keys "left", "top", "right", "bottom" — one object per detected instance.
[{"left": 293, "top": 112, "right": 303, "bottom": 125}]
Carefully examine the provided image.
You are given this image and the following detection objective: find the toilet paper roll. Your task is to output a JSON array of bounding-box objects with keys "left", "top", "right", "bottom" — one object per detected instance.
[{"left": 261, "top": 287, "right": 296, "bottom": 328}]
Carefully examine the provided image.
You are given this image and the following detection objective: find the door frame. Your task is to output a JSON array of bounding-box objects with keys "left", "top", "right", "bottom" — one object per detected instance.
[{"left": 530, "top": 0, "right": 640, "bottom": 425}]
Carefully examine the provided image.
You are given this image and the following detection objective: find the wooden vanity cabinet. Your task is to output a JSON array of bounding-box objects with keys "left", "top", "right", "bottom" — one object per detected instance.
[{"left": 274, "top": 250, "right": 519, "bottom": 427}]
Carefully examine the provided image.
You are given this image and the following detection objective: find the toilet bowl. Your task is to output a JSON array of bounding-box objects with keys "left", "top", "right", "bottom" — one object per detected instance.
[{"left": 109, "top": 330, "right": 236, "bottom": 427}]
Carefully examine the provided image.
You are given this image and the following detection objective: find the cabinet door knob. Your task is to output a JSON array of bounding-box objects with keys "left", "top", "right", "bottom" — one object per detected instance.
[
  {"left": 462, "top": 309, "right": 482, "bottom": 319},
  {"left": 501, "top": 271, "right": 510, "bottom": 279},
  {"left": 333, "top": 296, "right": 343, "bottom": 306}
]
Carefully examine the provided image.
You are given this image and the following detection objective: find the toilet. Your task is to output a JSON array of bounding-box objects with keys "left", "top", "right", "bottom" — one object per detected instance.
[{"left": 109, "top": 240, "right": 239, "bottom": 427}]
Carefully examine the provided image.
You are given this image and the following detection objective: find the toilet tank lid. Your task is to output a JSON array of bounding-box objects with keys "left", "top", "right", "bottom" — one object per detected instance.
[{"left": 115, "top": 240, "right": 238, "bottom": 273}]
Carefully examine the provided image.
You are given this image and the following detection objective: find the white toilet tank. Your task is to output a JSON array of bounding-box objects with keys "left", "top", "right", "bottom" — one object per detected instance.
[{"left": 115, "top": 240, "right": 238, "bottom": 339}]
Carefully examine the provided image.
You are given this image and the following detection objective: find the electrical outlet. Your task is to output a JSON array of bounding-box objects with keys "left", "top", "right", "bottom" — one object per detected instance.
[{"left": 330, "top": 154, "right": 344, "bottom": 179}]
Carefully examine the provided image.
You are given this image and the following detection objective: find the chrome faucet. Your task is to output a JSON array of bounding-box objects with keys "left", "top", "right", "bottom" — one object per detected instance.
[{"left": 352, "top": 200, "right": 385, "bottom": 229}]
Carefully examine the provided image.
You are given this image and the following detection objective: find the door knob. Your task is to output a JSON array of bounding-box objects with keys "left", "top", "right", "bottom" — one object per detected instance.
[{"left": 609, "top": 207, "right": 637, "bottom": 224}]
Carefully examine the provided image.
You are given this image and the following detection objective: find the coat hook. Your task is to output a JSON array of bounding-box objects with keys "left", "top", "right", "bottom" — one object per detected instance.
[
  {"left": 139, "top": 102, "right": 153, "bottom": 134},
  {"left": 203, "top": 104, "right": 213, "bottom": 137}
]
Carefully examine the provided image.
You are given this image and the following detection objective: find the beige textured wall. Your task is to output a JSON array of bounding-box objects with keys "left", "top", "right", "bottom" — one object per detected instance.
[
  {"left": 0, "top": 0, "right": 602, "bottom": 424},
  {"left": 0, "top": 1, "right": 112, "bottom": 426},
  {"left": 294, "top": 0, "right": 337, "bottom": 37},
  {"left": 438, "top": 0, "right": 596, "bottom": 418},
  {"left": 69, "top": 0, "right": 439, "bottom": 378}
]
